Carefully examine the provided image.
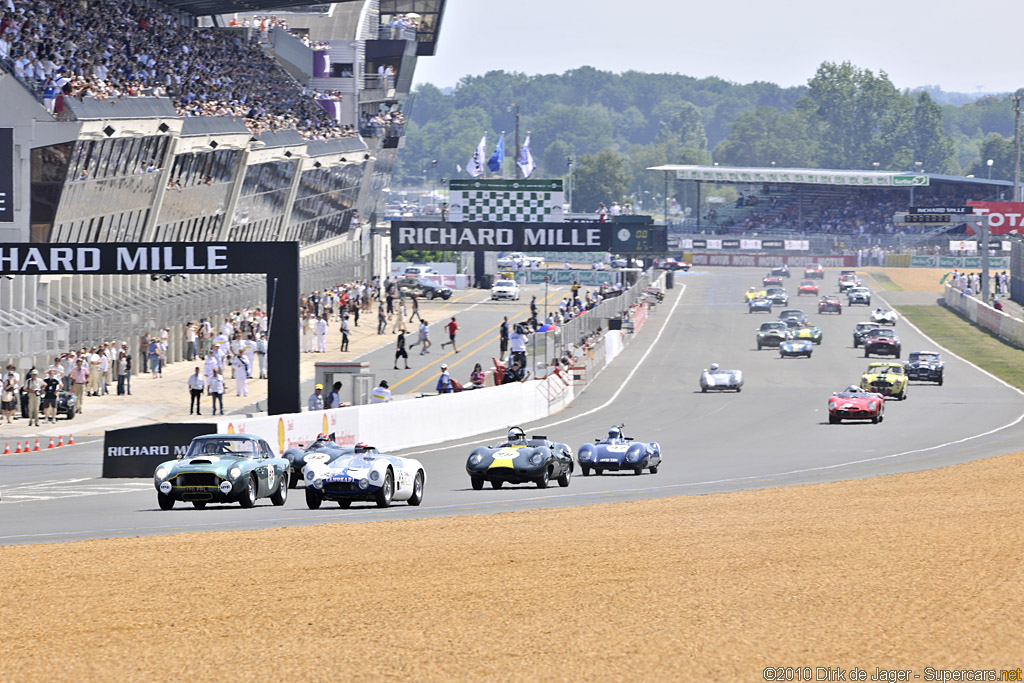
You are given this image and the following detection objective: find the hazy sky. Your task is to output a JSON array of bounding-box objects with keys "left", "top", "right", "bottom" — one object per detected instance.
[{"left": 413, "top": 0, "right": 1021, "bottom": 94}]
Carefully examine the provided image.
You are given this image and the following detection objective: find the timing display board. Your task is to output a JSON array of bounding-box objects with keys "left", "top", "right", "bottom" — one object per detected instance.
[
  {"left": 0, "top": 128, "right": 13, "bottom": 223},
  {"left": 611, "top": 224, "right": 667, "bottom": 253},
  {"left": 449, "top": 179, "right": 564, "bottom": 223}
]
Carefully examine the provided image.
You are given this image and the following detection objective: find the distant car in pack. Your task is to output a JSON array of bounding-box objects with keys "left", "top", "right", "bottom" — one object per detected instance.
[
  {"left": 847, "top": 287, "right": 872, "bottom": 306},
  {"left": 744, "top": 287, "right": 768, "bottom": 302},
  {"left": 748, "top": 297, "right": 773, "bottom": 314},
  {"left": 778, "top": 309, "right": 808, "bottom": 326},
  {"left": 798, "top": 279, "right": 819, "bottom": 296},
  {"left": 838, "top": 273, "right": 860, "bottom": 292},
  {"left": 762, "top": 274, "right": 783, "bottom": 287},
  {"left": 576, "top": 425, "right": 661, "bottom": 477},
  {"left": 779, "top": 339, "right": 814, "bottom": 358},
  {"left": 699, "top": 363, "right": 743, "bottom": 392},
  {"left": 870, "top": 308, "right": 899, "bottom": 326},
  {"left": 757, "top": 320, "right": 792, "bottom": 349},
  {"left": 863, "top": 328, "right": 901, "bottom": 358},
  {"left": 818, "top": 296, "right": 842, "bottom": 314},
  {"left": 770, "top": 265, "right": 791, "bottom": 278},
  {"left": 765, "top": 287, "right": 789, "bottom": 306},
  {"left": 804, "top": 263, "right": 825, "bottom": 279},
  {"left": 852, "top": 322, "right": 880, "bottom": 348},
  {"left": 791, "top": 323, "right": 823, "bottom": 345},
  {"left": 829, "top": 386, "right": 885, "bottom": 424},
  {"left": 860, "top": 362, "right": 908, "bottom": 400},
  {"left": 396, "top": 276, "right": 452, "bottom": 300},
  {"left": 904, "top": 351, "right": 944, "bottom": 385}
]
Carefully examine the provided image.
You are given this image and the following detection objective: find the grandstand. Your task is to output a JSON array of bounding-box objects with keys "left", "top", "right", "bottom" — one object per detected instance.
[
  {"left": 0, "top": 0, "right": 446, "bottom": 368},
  {"left": 651, "top": 164, "right": 1016, "bottom": 251}
]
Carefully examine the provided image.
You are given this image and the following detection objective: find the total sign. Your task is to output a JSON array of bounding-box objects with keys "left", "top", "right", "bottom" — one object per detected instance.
[{"left": 967, "top": 201, "right": 1024, "bottom": 235}]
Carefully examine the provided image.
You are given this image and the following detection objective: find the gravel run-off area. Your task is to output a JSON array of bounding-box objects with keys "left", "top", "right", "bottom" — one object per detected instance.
[{"left": 3, "top": 449, "right": 1024, "bottom": 680}]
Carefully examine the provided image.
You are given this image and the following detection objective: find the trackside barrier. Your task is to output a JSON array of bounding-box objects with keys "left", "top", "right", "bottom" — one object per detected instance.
[{"left": 944, "top": 284, "right": 1024, "bottom": 348}]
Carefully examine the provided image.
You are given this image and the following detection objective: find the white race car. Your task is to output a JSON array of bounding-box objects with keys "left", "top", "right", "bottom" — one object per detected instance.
[
  {"left": 491, "top": 278, "right": 521, "bottom": 300},
  {"left": 699, "top": 363, "right": 743, "bottom": 392},
  {"left": 870, "top": 308, "right": 899, "bottom": 326},
  {"left": 303, "top": 443, "right": 425, "bottom": 509}
]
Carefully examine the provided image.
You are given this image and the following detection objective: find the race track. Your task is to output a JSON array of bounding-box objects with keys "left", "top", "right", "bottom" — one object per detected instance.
[{"left": 2, "top": 267, "right": 1023, "bottom": 545}]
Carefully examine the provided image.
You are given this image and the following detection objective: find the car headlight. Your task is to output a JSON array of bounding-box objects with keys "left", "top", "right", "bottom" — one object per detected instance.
[
  {"left": 305, "top": 469, "right": 315, "bottom": 481},
  {"left": 358, "top": 478, "right": 369, "bottom": 489},
  {"left": 578, "top": 450, "right": 591, "bottom": 462},
  {"left": 626, "top": 451, "right": 640, "bottom": 462},
  {"left": 529, "top": 453, "right": 543, "bottom": 466},
  {"left": 469, "top": 453, "right": 483, "bottom": 465},
  {"left": 229, "top": 466, "right": 242, "bottom": 480},
  {"left": 869, "top": 401, "right": 877, "bottom": 410},
  {"left": 314, "top": 478, "right": 324, "bottom": 489},
  {"left": 155, "top": 466, "right": 169, "bottom": 480},
  {"left": 369, "top": 470, "right": 380, "bottom": 482}
]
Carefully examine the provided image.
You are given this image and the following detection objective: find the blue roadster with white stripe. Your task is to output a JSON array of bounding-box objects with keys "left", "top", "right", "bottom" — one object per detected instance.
[
  {"left": 576, "top": 426, "right": 661, "bottom": 476},
  {"left": 779, "top": 339, "right": 814, "bottom": 358}
]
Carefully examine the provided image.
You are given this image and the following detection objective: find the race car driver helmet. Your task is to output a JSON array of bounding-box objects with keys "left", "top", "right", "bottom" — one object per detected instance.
[
  {"left": 607, "top": 426, "right": 622, "bottom": 440},
  {"left": 315, "top": 432, "right": 329, "bottom": 441},
  {"left": 846, "top": 385, "right": 861, "bottom": 393},
  {"left": 709, "top": 363, "right": 720, "bottom": 372},
  {"left": 507, "top": 426, "right": 526, "bottom": 443}
]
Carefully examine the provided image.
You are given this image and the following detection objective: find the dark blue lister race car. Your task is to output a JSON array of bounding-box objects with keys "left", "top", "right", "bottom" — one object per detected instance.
[
  {"left": 577, "top": 425, "right": 661, "bottom": 477},
  {"left": 466, "top": 427, "right": 574, "bottom": 489},
  {"left": 779, "top": 339, "right": 814, "bottom": 358},
  {"left": 748, "top": 297, "right": 773, "bottom": 314}
]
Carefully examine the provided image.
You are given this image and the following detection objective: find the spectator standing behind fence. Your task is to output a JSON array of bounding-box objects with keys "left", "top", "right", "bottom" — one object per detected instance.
[
  {"left": 470, "top": 363, "right": 485, "bottom": 389},
  {"left": 42, "top": 369, "right": 60, "bottom": 424},
  {"left": 2, "top": 370, "right": 17, "bottom": 424},
  {"left": 209, "top": 369, "right": 225, "bottom": 415},
  {"left": 436, "top": 364, "right": 452, "bottom": 394},
  {"left": 308, "top": 383, "right": 324, "bottom": 411},
  {"left": 256, "top": 334, "right": 268, "bottom": 379},
  {"left": 24, "top": 370, "right": 43, "bottom": 427},
  {"left": 509, "top": 323, "right": 529, "bottom": 368},
  {"left": 69, "top": 359, "right": 88, "bottom": 414},
  {"left": 233, "top": 353, "right": 250, "bottom": 397},
  {"left": 340, "top": 314, "right": 350, "bottom": 352},
  {"left": 186, "top": 322, "right": 197, "bottom": 361},
  {"left": 188, "top": 367, "right": 206, "bottom": 415}
]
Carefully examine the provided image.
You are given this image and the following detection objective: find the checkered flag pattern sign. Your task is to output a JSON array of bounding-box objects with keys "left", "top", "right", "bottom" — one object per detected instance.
[{"left": 448, "top": 179, "right": 564, "bottom": 223}]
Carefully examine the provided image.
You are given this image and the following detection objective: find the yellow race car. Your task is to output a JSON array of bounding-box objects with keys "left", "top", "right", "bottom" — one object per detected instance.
[
  {"left": 744, "top": 287, "right": 768, "bottom": 302},
  {"left": 860, "top": 362, "right": 908, "bottom": 400}
]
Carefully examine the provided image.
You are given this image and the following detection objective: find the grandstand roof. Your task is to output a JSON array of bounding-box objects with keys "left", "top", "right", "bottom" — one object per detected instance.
[
  {"left": 648, "top": 164, "right": 1012, "bottom": 190},
  {"left": 164, "top": 0, "right": 362, "bottom": 19}
]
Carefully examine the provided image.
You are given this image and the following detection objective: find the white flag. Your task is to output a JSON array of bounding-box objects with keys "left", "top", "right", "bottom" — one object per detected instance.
[
  {"left": 467, "top": 134, "right": 486, "bottom": 177},
  {"left": 456, "top": 163, "right": 462, "bottom": 174},
  {"left": 516, "top": 135, "right": 536, "bottom": 178}
]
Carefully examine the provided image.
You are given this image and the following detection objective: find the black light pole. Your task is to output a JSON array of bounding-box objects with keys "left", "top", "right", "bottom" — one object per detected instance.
[
  {"left": 1013, "top": 93, "right": 1022, "bottom": 202},
  {"left": 509, "top": 103, "right": 521, "bottom": 178}
]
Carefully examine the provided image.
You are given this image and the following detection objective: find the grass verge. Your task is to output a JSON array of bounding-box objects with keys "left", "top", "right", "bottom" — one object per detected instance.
[
  {"left": 895, "top": 304, "right": 1024, "bottom": 390},
  {"left": 864, "top": 271, "right": 903, "bottom": 291}
]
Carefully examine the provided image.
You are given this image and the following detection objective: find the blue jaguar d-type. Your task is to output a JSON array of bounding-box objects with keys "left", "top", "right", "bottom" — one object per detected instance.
[{"left": 576, "top": 426, "right": 661, "bottom": 477}]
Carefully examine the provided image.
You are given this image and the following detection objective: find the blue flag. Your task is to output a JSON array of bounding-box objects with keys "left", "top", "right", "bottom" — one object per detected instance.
[{"left": 487, "top": 133, "right": 505, "bottom": 173}]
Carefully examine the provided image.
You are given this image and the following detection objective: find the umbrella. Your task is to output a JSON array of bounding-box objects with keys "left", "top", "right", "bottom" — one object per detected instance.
[
  {"left": 404, "top": 12, "right": 421, "bottom": 18},
  {"left": 536, "top": 324, "right": 559, "bottom": 333}
]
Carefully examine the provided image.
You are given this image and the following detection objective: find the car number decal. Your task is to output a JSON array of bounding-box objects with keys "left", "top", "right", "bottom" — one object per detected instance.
[
  {"left": 606, "top": 445, "right": 628, "bottom": 452},
  {"left": 267, "top": 466, "right": 275, "bottom": 488}
]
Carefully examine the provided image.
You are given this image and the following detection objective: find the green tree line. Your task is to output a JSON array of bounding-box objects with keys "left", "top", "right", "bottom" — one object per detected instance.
[{"left": 397, "top": 62, "right": 1021, "bottom": 212}]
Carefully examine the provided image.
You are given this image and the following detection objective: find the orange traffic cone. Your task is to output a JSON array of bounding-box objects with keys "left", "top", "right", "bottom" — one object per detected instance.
[
  {"left": 33, "top": 439, "right": 40, "bottom": 452},
  {"left": 56, "top": 435, "right": 64, "bottom": 447},
  {"left": 14, "top": 442, "right": 21, "bottom": 454},
  {"left": 23, "top": 441, "right": 30, "bottom": 453},
  {"left": 3, "top": 442, "right": 10, "bottom": 455},
  {"left": 68, "top": 434, "right": 75, "bottom": 445},
  {"left": 47, "top": 437, "right": 55, "bottom": 449}
]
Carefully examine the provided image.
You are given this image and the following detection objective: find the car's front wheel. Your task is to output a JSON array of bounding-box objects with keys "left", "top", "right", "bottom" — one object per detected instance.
[
  {"left": 581, "top": 465, "right": 591, "bottom": 477},
  {"left": 238, "top": 475, "right": 257, "bottom": 508},
  {"left": 650, "top": 465, "right": 659, "bottom": 474},
  {"left": 158, "top": 493, "right": 174, "bottom": 510},
  {"left": 536, "top": 467, "right": 551, "bottom": 489},
  {"left": 270, "top": 472, "right": 288, "bottom": 506},
  {"left": 305, "top": 487, "right": 323, "bottom": 509},
  {"left": 375, "top": 469, "right": 394, "bottom": 508},
  {"left": 557, "top": 465, "right": 571, "bottom": 487},
  {"left": 66, "top": 407, "right": 75, "bottom": 420},
  {"left": 829, "top": 414, "right": 840, "bottom": 424},
  {"left": 408, "top": 471, "right": 424, "bottom": 506}
]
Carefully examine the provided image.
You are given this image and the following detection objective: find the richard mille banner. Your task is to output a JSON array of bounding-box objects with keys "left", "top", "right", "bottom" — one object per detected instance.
[
  {"left": 391, "top": 221, "right": 609, "bottom": 252},
  {"left": 0, "top": 128, "right": 12, "bottom": 223}
]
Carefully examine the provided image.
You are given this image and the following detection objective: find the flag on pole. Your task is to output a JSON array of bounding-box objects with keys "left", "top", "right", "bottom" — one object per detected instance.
[
  {"left": 487, "top": 133, "right": 505, "bottom": 173},
  {"left": 456, "top": 163, "right": 462, "bottom": 174},
  {"left": 467, "top": 135, "right": 486, "bottom": 177},
  {"left": 516, "top": 134, "right": 536, "bottom": 178}
]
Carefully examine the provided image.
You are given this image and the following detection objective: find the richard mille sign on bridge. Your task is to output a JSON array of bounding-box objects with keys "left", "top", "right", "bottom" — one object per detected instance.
[
  {"left": 391, "top": 221, "right": 609, "bottom": 252},
  {"left": 0, "top": 243, "right": 289, "bottom": 275}
]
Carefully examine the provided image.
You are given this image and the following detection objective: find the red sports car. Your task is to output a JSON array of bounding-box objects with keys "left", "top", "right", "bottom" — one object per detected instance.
[
  {"left": 762, "top": 274, "right": 783, "bottom": 287},
  {"left": 829, "top": 386, "right": 885, "bottom": 424},
  {"left": 818, "top": 296, "right": 842, "bottom": 314},
  {"left": 798, "top": 279, "right": 819, "bottom": 296},
  {"left": 863, "top": 328, "right": 902, "bottom": 358},
  {"left": 804, "top": 264, "right": 824, "bottom": 279},
  {"left": 656, "top": 258, "right": 690, "bottom": 271}
]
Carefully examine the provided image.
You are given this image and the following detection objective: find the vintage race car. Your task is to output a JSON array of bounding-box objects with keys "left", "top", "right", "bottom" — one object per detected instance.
[
  {"left": 466, "top": 427, "right": 573, "bottom": 489},
  {"left": 757, "top": 320, "right": 792, "bottom": 349},
  {"left": 748, "top": 297, "right": 773, "bottom": 314},
  {"left": 491, "top": 278, "right": 522, "bottom": 301},
  {"left": 852, "top": 322, "right": 880, "bottom": 348},
  {"left": 780, "top": 339, "right": 813, "bottom": 358},
  {"left": 303, "top": 442, "right": 425, "bottom": 508},
  {"left": 838, "top": 274, "right": 860, "bottom": 292},
  {"left": 804, "top": 263, "right": 825, "bottom": 279},
  {"left": 778, "top": 309, "right": 808, "bottom": 325},
  {"left": 829, "top": 387, "right": 885, "bottom": 424},
  {"left": 870, "top": 308, "right": 899, "bottom": 326},
  {"left": 818, "top": 296, "right": 842, "bottom": 314},
  {"left": 700, "top": 364, "right": 743, "bottom": 392},
  {"left": 765, "top": 287, "right": 789, "bottom": 306},
  {"left": 792, "top": 323, "right": 823, "bottom": 345},
  {"left": 576, "top": 425, "right": 661, "bottom": 476},
  {"left": 847, "top": 287, "right": 872, "bottom": 306},
  {"left": 860, "top": 362, "right": 909, "bottom": 400},
  {"left": 281, "top": 433, "right": 350, "bottom": 487},
  {"left": 762, "top": 274, "right": 783, "bottom": 287},
  {"left": 770, "top": 265, "right": 791, "bottom": 278},
  {"left": 744, "top": 287, "right": 768, "bottom": 302},
  {"left": 864, "top": 328, "right": 901, "bottom": 358},
  {"left": 655, "top": 258, "right": 690, "bottom": 271},
  {"left": 153, "top": 434, "right": 290, "bottom": 510},
  {"left": 798, "top": 279, "right": 820, "bottom": 296},
  {"left": 904, "top": 351, "right": 944, "bottom": 385}
]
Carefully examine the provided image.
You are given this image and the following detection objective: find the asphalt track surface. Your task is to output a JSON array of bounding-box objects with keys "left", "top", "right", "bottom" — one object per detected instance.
[{"left": 2, "top": 267, "right": 1023, "bottom": 545}]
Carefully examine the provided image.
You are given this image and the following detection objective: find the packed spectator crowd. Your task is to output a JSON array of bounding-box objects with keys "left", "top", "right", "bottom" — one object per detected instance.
[
  {"left": 360, "top": 104, "right": 405, "bottom": 137},
  {"left": 0, "top": 0, "right": 353, "bottom": 139}
]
